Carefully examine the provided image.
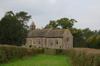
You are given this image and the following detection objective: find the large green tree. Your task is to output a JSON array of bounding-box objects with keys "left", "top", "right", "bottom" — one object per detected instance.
[
  {"left": 0, "top": 11, "right": 31, "bottom": 46},
  {"left": 5, "top": 11, "right": 31, "bottom": 32}
]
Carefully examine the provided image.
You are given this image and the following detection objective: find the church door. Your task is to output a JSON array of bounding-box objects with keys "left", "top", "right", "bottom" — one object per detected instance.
[{"left": 51, "top": 43, "right": 53, "bottom": 48}]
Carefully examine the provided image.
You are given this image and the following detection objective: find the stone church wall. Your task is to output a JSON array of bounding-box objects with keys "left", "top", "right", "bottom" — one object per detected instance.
[
  {"left": 24, "top": 29, "right": 73, "bottom": 49},
  {"left": 63, "top": 29, "right": 73, "bottom": 49},
  {"left": 46, "top": 38, "right": 62, "bottom": 49},
  {"left": 25, "top": 38, "right": 46, "bottom": 48}
]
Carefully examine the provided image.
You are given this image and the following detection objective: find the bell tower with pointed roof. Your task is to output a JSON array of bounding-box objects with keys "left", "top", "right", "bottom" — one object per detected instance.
[{"left": 30, "top": 21, "right": 36, "bottom": 32}]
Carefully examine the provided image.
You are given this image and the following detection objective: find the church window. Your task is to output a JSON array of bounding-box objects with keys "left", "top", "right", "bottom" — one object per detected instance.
[
  {"left": 33, "top": 40, "right": 36, "bottom": 44},
  {"left": 38, "top": 39, "right": 41, "bottom": 44},
  {"left": 51, "top": 43, "right": 53, "bottom": 48},
  {"left": 55, "top": 40, "right": 58, "bottom": 44},
  {"left": 33, "top": 41, "right": 36, "bottom": 44},
  {"left": 67, "top": 38, "right": 69, "bottom": 42}
]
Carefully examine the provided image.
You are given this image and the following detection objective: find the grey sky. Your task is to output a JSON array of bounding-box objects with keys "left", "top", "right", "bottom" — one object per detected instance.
[{"left": 0, "top": 0, "right": 100, "bottom": 30}]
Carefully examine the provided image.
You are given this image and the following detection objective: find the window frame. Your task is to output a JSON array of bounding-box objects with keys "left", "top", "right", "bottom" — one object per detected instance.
[
  {"left": 55, "top": 40, "right": 58, "bottom": 44},
  {"left": 38, "top": 39, "right": 41, "bottom": 44},
  {"left": 67, "top": 38, "right": 69, "bottom": 42},
  {"left": 33, "top": 41, "right": 36, "bottom": 44},
  {"left": 32, "top": 39, "right": 36, "bottom": 44}
]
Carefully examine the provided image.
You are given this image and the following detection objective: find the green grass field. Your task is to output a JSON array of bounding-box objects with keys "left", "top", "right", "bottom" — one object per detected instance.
[{"left": 0, "top": 54, "right": 72, "bottom": 66}]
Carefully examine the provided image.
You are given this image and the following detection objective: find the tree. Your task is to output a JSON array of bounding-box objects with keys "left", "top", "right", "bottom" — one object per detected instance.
[
  {"left": 69, "top": 28, "right": 86, "bottom": 47},
  {"left": 49, "top": 21, "right": 58, "bottom": 28},
  {"left": 5, "top": 11, "right": 15, "bottom": 16},
  {"left": 0, "top": 15, "right": 28, "bottom": 46},
  {"left": 5, "top": 11, "right": 31, "bottom": 35},
  {"left": 57, "top": 18, "right": 77, "bottom": 29},
  {"left": 44, "top": 20, "right": 59, "bottom": 29},
  {"left": 86, "top": 36, "right": 100, "bottom": 49},
  {"left": 44, "top": 24, "right": 51, "bottom": 29},
  {"left": 82, "top": 28, "right": 96, "bottom": 39},
  {"left": 16, "top": 11, "right": 31, "bottom": 24},
  {"left": 44, "top": 18, "right": 77, "bottom": 29},
  {"left": 5, "top": 11, "right": 31, "bottom": 24}
]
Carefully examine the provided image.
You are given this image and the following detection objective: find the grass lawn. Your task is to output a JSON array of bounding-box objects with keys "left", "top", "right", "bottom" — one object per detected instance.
[{"left": 0, "top": 54, "right": 72, "bottom": 66}]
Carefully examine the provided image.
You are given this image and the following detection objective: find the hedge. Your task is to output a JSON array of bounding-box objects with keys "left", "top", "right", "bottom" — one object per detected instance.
[
  {"left": 43, "top": 48, "right": 100, "bottom": 66},
  {"left": 1, "top": 45, "right": 100, "bottom": 66},
  {"left": 62, "top": 49, "right": 100, "bottom": 66},
  {"left": 0, "top": 45, "right": 42, "bottom": 63}
]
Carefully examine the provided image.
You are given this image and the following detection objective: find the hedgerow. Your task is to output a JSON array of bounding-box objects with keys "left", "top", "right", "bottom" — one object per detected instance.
[{"left": 0, "top": 45, "right": 42, "bottom": 63}]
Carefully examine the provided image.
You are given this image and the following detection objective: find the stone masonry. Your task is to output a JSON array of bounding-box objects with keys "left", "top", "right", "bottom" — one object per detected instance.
[{"left": 23, "top": 22, "right": 73, "bottom": 49}]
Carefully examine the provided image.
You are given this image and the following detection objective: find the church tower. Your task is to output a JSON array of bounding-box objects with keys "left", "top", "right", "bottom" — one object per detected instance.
[{"left": 30, "top": 21, "right": 36, "bottom": 32}]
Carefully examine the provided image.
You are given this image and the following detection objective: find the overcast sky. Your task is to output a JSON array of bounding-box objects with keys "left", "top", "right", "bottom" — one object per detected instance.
[{"left": 0, "top": 0, "right": 100, "bottom": 30}]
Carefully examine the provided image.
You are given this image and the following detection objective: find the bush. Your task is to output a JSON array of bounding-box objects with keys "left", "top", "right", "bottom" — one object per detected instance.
[
  {"left": 0, "top": 45, "right": 42, "bottom": 63},
  {"left": 62, "top": 49, "right": 100, "bottom": 66},
  {"left": 56, "top": 49, "right": 63, "bottom": 55}
]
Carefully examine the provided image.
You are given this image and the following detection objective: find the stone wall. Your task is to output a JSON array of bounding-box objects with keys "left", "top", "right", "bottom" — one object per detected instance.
[
  {"left": 24, "top": 29, "right": 73, "bottom": 49},
  {"left": 25, "top": 37, "right": 46, "bottom": 48},
  {"left": 63, "top": 29, "right": 73, "bottom": 49},
  {"left": 46, "top": 38, "right": 62, "bottom": 49}
]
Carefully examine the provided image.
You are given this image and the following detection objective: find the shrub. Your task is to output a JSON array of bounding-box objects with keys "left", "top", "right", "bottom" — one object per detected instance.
[
  {"left": 0, "top": 45, "right": 42, "bottom": 63},
  {"left": 62, "top": 49, "right": 100, "bottom": 66},
  {"left": 56, "top": 49, "right": 63, "bottom": 55}
]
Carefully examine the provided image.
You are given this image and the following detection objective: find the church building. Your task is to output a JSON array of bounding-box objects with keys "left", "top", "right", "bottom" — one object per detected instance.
[{"left": 23, "top": 22, "right": 73, "bottom": 49}]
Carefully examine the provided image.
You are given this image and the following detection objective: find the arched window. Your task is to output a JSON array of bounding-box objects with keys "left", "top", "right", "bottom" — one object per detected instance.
[
  {"left": 67, "top": 38, "right": 69, "bottom": 42},
  {"left": 33, "top": 39, "right": 36, "bottom": 44},
  {"left": 38, "top": 39, "right": 41, "bottom": 44},
  {"left": 55, "top": 40, "right": 58, "bottom": 44},
  {"left": 33, "top": 41, "right": 36, "bottom": 44}
]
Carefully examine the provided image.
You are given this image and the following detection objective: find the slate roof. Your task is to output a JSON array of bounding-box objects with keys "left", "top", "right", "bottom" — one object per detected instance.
[
  {"left": 46, "top": 30, "right": 66, "bottom": 38},
  {"left": 28, "top": 29, "right": 66, "bottom": 38},
  {"left": 28, "top": 29, "right": 49, "bottom": 37}
]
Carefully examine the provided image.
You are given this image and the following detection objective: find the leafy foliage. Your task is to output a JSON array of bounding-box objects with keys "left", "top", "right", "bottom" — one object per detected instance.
[
  {"left": 70, "top": 28, "right": 86, "bottom": 47},
  {"left": 5, "top": 11, "right": 31, "bottom": 24},
  {"left": 44, "top": 17, "right": 77, "bottom": 29},
  {"left": 0, "top": 11, "right": 31, "bottom": 46},
  {"left": 86, "top": 36, "right": 100, "bottom": 49},
  {"left": 0, "top": 45, "right": 42, "bottom": 63},
  {"left": 16, "top": 11, "right": 31, "bottom": 24},
  {"left": 57, "top": 18, "right": 77, "bottom": 29},
  {"left": 82, "top": 28, "right": 97, "bottom": 39}
]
